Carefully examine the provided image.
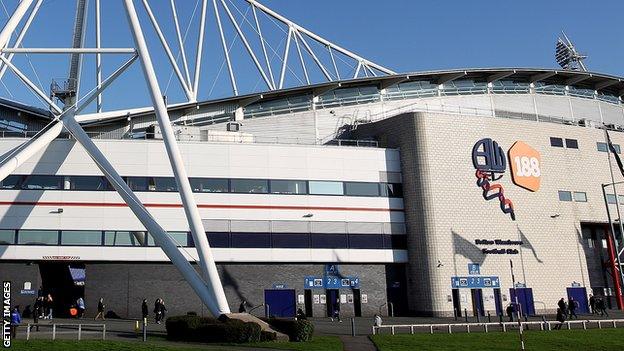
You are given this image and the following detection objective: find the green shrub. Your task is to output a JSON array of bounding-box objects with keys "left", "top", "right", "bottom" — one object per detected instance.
[
  {"left": 264, "top": 318, "right": 314, "bottom": 342},
  {"left": 165, "top": 315, "right": 261, "bottom": 343},
  {"left": 260, "top": 330, "right": 277, "bottom": 342}
]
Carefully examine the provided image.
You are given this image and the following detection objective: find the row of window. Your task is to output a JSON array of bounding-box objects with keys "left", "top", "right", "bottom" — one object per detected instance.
[
  {"left": 0, "top": 175, "right": 403, "bottom": 198},
  {"left": 597, "top": 142, "right": 622, "bottom": 154},
  {"left": 558, "top": 190, "right": 587, "bottom": 202},
  {"left": 550, "top": 137, "right": 578, "bottom": 149},
  {"left": 0, "top": 230, "right": 408, "bottom": 250}
]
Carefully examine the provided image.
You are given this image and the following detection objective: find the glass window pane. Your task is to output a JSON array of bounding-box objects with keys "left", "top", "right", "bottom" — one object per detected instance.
[
  {"left": 190, "top": 178, "right": 229, "bottom": 193},
  {"left": 0, "top": 175, "right": 22, "bottom": 189},
  {"left": 270, "top": 180, "right": 307, "bottom": 194},
  {"left": 348, "top": 234, "right": 383, "bottom": 249},
  {"left": 616, "top": 145, "right": 622, "bottom": 154},
  {"left": 345, "top": 182, "right": 379, "bottom": 197},
  {"left": 68, "top": 176, "right": 108, "bottom": 191},
  {"left": 565, "top": 139, "right": 578, "bottom": 149},
  {"left": 61, "top": 231, "right": 102, "bottom": 245},
  {"left": 126, "top": 177, "right": 148, "bottom": 191},
  {"left": 272, "top": 233, "right": 309, "bottom": 248},
  {"left": 22, "top": 175, "right": 63, "bottom": 190},
  {"left": 230, "top": 179, "right": 268, "bottom": 194},
  {"left": 207, "top": 232, "right": 229, "bottom": 248},
  {"left": 550, "top": 137, "right": 564, "bottom": 147},
  {"left": 310, "top": 233, "right": 348, "bottom": 248},
  {"left": 309, "top": 181, "right": 344, "bottom": 195},
  {"left": 18, "top": 230, "right": 58, "bottom": 245},
  {"left": 558, "top": 191, "right": 572, "bottom": 202},
  {"left": 153, "top": 177, "right": 178, "bottom": 192},
  {"left": 597, "top": 142, "right": 608, "bottom": 152},
  {"left": 104, "top": 231, "right": 146, "bottom": 246},
  {"left": 573, "top": 192, "right": 587, "bottom": 202},
  {"left": 231, "top": 233, "right": 270, "bottom": 248},
  {"left": 0, "top": 230, "right": 15, "bottom": 244},
  {"left": 383, "top": 235, "right": 407, "bottom": 249},
  {"left": 147, "top": 232, "right": 188, "bottom": 246},
  {"left": 606, "top": 194, "right": 617, "bottom": 204}
]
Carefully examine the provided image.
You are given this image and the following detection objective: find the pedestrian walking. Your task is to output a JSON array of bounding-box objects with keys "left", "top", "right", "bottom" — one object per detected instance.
[
  {"left": 374, "top": 314, "right": 383, "bottom": 327},
  {"left": 160, "top": 299, "right": 167, "bottom": 321},
  {"left": 506, "top": 303, "right": 514, "bottom": 322},
  {"left": 597, "top": 298, "right": 608, "bottom": 316},
  {"left": 45, "top": 294, "right": 53, "bottom": 320},
  {"left": 94, "top": 298, "right": 105, "bottom": 320},
  {"left": 154, "top": 298, "right": 161, "bottom": 324},
  {"left": 568, "top": 297, "right": 578, "bottom": 319},
  {"left": 296, "top": 308, "right": 306, "bottom": 320},
  {"left": 76, "top": 297, "right": 85, "bottom": 319},
  {"left": 141, "top": 299, "right": 149, "bottom": 323},
  {"left": 557, "top": 298, "right": 567, "bottom": 316},
  {"left": 589, "top": 294, "right": 596, "bottom": 315},
  {"left": 238, "top": 300, "right": 247, "bottom": 313},
  {"left": 33, "top": 297, "right": 42, "bottom": 323},
  {"left": 10, "top": 307, "right": 21, "bottom": 338},
  {"left": 553, "top": 307, "right": 566, "bottom": 330}
]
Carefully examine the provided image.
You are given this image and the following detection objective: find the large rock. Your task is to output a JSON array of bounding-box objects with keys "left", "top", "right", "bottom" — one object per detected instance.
[{"left": 222, "top": 313, "right": 289, "bottom": 342}]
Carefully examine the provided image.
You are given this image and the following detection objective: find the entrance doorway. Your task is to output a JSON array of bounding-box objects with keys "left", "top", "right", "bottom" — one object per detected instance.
[
  {"left": 353, "top": 289, "right": 362, "bottom": 317},
  {"left": 264, "top": 289, "right": 296, "bottom": 317},
  {"left": 452, "top": 289, "right": 462, "bottom": 317},
  {"left": 39, "top": 262, "right": 85, "bottom": 318},
  {"left": 326, "top": 289, "right": 340, "bottom": 318},
  {"left": 471, "top": 289, "right": 485, "bottom": 316},
  {"left": 567, "top": 287, "right": 589, "bottom": 314},
  {"left": 509, "top": 287, "right": 536, "bottom": 316},
  {"left": 304, "top": 290, "right": 313, "bottom": 317},
  {"left": 494, "top": 288, "right": 503, "bottom": 316}
]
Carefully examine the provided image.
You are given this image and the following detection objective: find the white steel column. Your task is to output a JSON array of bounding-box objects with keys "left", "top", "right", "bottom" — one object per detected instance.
[
  {"left": 95, "top": 0, "right": 102, "bottom": 112},
  {"left": 0, "top": 0, "right": 42, "bottom": 80},
  {"left": 123, "top": 0, "right": 230, "bottom": 315}
]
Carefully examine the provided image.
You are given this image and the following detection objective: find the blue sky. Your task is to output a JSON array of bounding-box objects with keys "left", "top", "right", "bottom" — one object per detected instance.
[{"left": 0, "top": 0, "right": 623, "bottom": 112}]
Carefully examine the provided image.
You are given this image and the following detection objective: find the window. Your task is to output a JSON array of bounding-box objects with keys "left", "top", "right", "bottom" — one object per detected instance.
[
  {"left": 0, "top": 175, "right": 22, "bottom": 189},
  {"left": 620, "top": 195, "right": 624, "bottom": 205},
  {"left": 344, "top": 182, "right": 380, "bottom": 197},
  {"left": 22, "top": 175, "right": 62, "bottom": 190},
  {"left": 597, "top": 142, "right": 621, "bottom": 153},
  {"left": 190, "top": 178, "right": 229, "bottom": 193},
  {"left": 310, "top": 233, "right": 348, "bottom": 248},
  {"left": 565, "top": 139, "right": 578, "bottom": 149},
  {"left": 104, "top": 231, "right": 146, "bottom": 246},
  {"left": 61, "top": 231, "right": 102, "bottom": 246},
  {"left": 18, "top": 230, "right": 58, "bottom": 245},
  {"left": 269, "top": 180, "right": 307, "bottom": 195},
  {"left": 550, "top": 137, "right": 564, "bottom": 147},
  {"left": 148, "top": 232, "right": 189, "bottom": 247},
  {"left": 272, "top": 233, "right": 309, "bottom": 248},
  {"left": 309, "top": 181, "right": 344, "bottom": 195},
  {"left": 207, "top": 232, "right": 229, "bottom": 248},
  {"left": 383, "top": 235, "right": 407, "bottom": 250},
  {"left": 230, "top": 179, "right": 268, "bottom": 194},
  {"left": 606, "top": 194, "right": 617, "bottom": 204},
  {"left": 125, "top": 177, "right": 148, "bottom": 191},
  {"left": 66, "top": 176, "right": 108, "bottom": 191},
  {"left": 0, "top": 230, "right": 15, "bottom": 244},
  {"left": 558, "top": 191, "right": 572, "bottom": 202},
  {"left": 348, "top": 234, "right": 383, "bottom": 249},
  {"left": 231, "top": 232, "right": 271, "bottom": 248},
  {"left": 573, "top": 192, "right": 587, "bottom": 202},
  {"left": 380, "top": 183, "right": 403, "bottom": 198},
  {"left": 152, "top": 177, "right": 177, "bottom": 192}
]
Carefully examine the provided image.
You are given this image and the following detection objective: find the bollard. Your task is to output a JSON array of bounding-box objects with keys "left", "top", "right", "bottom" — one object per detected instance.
[
  {"left": 52, "top": 324, "right": 56, "bottom": 340},
  {"left": 26, "top": 323, "right": 30, "bottom": 341},
  {"left": 487, "top": 312, "right": 491, "bottom": 323},
  {"left": 78, "top": 324, "right": 82, "bottom": 341},
  {"left": 454, "top": 308, "right": 458, "bottom": 321},
  {"left": 464, "top": 308, "right": 468, "bottom": 323},
  {"left": 103, "top": 324, "right": 106, "bottom": 340},
  {"left": 350, "top": 318, "right": 355, "bottom": 337},
  {"left": 143, "top": 318, "right": 147, "bottom": 341}
]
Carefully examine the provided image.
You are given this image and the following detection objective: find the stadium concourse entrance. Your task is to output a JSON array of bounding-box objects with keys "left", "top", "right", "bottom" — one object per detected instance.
[{"left": 39, "top": 262, "right": 85, "bottom": 317}]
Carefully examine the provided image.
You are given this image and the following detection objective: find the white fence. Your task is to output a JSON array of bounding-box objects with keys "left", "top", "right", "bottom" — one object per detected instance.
[
  {"left": 372, "top": 319, "right": 624, "bottom": 335},
  {"left": 25, "top": 323, "right": 106, "bottom": 341}
]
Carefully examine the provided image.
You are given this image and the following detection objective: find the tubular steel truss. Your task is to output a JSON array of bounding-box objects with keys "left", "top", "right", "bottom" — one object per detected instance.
[{"left": 0, "top": 0, "right": 396, "bottom": 318}]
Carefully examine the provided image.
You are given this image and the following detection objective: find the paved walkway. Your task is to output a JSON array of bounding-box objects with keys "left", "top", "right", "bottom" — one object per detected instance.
[{"left": 339, "top": 336, "right": 377, "bottom": 351}]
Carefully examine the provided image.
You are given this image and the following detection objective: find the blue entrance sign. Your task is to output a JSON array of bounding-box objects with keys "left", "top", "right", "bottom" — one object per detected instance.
[
  {"left": 451, "top": 276, "right": 500, "bottom": 289},
  {"left": 325, "top": 264, "right": 340, "bottom": 275},
  {"left": 305, "top": 276, "right": 360, "bottom": 289},
  {"left": 468, "top": 263, "right": 480, "bottom": 275}
]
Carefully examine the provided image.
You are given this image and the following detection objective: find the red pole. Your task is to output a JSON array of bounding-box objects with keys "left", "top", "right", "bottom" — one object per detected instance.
[{"left": 605, "top": 225, "right": 624, "bottom": 309}]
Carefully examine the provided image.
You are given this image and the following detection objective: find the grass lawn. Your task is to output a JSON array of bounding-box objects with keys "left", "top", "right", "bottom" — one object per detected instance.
[
  {"left": 9, "top": 336, "right": 343, "bottom": 351},
  {"left": 372, "top": 328, "right": 624, "bottom": 351}
]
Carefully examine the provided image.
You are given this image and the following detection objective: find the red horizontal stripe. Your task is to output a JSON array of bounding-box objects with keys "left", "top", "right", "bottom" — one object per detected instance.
[{"left": 0, "top": 201, "right": 403, "bottom": 212}]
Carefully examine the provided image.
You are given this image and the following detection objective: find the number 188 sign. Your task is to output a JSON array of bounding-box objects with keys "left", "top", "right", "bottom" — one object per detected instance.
[{"left": 508, "top": 141, "right": 541, "bottom": 192}]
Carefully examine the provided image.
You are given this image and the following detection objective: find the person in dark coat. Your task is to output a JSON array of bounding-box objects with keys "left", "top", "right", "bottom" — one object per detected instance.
[
  {"left": 506, "top": 303, "right": 514, "bottom": 322},
  {"left": 94, "top": 298, "right": 105, "bottom": 320},
  {"left": 568, "top": 297, "right": 578, "bottom": 319},
  {"left": 141, "top": 299, "right": 149, "bottom": 322},
  {"left": 597, "top": 298, "right": 608, "bottom": 316},
  {"left": 10, "top": 307, "right": 21, "bottom": 338},
  {"left": 553, "top": 307, "right": 566, "bottom": 330},
  {"left": 557, "top": 298, "right": 567, "bottom": 316},
  {"left": 589, "top": 294, "right": 596, "bottom": 315},
  {"left": 238, "top": 300, "right": 247, "bottom": 313},
  {"left": 296, "top": 308, "right": 306, "bottom": 320}
]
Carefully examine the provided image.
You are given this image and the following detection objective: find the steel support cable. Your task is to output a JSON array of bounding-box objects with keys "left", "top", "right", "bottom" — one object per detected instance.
[{"left": 164, "top": 0, "right": 201, "bottom": 95}]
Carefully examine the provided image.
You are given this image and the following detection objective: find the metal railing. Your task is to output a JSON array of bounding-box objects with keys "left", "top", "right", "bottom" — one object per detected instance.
[
  {"left": 372, "top": 318, "right": 624, "bottom": 335},
  {"left": 25, "top": 323, "right": 106, "bottom": 341}
]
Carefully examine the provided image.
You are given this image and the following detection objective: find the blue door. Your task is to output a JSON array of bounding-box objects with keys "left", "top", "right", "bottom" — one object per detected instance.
[
  {"left": 567, "top": 287, "right": 589, "bottom": 314},
  {"left": 509, "top": 288, "right": 536, "bottom": 316},
  {"left": 264, "top": 289, "right": 296, "bottom": 317},
  {"left": 471, "top": 289, "right": 484, "bottom": 316},
  {"left": 494, "top": 288, "right": 503, "bottom": 316}
]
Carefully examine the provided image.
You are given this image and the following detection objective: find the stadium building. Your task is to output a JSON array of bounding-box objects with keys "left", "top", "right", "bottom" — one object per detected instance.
[{"left": 1, "top": 1, "right": 624, "bottom": 319}]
